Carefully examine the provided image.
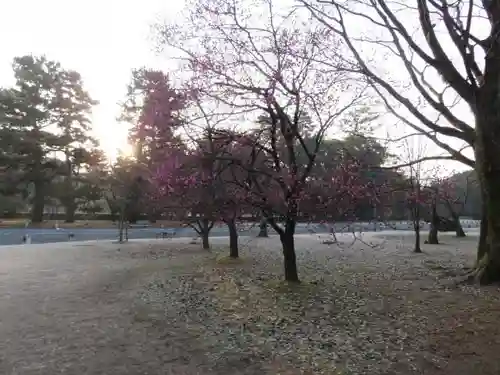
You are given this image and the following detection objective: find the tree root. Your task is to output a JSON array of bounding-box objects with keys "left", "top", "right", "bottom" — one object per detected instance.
[
  {"left": 454, "top": 270, "right": 478, "bottom": 285},
  {"left": 424, "top": 239, "right": 440, "bottom": 245},
  {"left": 454, "top": 263, "right": 500, "bottom": 286}
]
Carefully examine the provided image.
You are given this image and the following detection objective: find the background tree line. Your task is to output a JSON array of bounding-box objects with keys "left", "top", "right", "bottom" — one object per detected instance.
[{"left": 0, "top": 57, "right": 480, "bottom": 226}]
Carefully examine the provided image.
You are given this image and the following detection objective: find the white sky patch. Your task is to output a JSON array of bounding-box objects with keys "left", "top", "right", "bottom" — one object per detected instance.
[{"left": 0, "top": 0, "right": 183, "bottom": 161}]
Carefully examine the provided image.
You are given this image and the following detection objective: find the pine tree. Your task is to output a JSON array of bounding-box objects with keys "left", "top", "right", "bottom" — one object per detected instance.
[{"left": 0, "top": 55, "right": 98, "bottom": 222}]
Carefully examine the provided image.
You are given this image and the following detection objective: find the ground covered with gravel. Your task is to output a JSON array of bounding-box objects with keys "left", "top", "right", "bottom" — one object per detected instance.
[
  {"left": 128, "top": 232, "right": 500, "bottom": 375},
  {"left": 2, "top": 232, "right": 500, "bottom": 374}
]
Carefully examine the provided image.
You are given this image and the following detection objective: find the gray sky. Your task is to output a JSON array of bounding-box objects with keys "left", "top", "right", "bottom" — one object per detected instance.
[{"left": 0, "top": 0, "right": 182, "bottom": 160}]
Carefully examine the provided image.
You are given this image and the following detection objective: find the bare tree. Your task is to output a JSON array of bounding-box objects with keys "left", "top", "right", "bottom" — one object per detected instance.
[
  {"left": 299, "top": 0, "right": 500, "bottom": 283},
  {"left": 257, "top": 215, "right": 269, "bottom": 237},
  {"left": 434, "top": 172, "right": 473, "bottom": 237},
  {"left": 401, "top": 141, "right": 429, "bottom": 252},
  {"left": 426, "top": 185, "right": 440, "bottom": 245},
  {"left": 387, "top": 139, "right": 440, "bottom": 251},
  {"left": 107, "top": 164, "right": 132, "bottom": 244},
  {"left": 158, "top": 0, "right": 366, "bottom": 282},
  {"left": 451, "top": 173, "right": 475, "bottom": 238},
  {"left": 405, "top": 183, "right": 424, "bottom": 253}
]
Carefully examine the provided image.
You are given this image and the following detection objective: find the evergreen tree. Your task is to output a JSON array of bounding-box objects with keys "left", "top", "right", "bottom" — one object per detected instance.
[{"left": 0, "top": 55, "right": 98, "bottom": 222}]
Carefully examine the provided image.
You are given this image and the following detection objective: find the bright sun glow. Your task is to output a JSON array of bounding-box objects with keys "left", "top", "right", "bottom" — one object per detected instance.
[
  {"left": 97, "top": 124, "right": 134, "bottom": 162},
  {"left": 0, "top": 0, "right": 184, "bottom": 162}
]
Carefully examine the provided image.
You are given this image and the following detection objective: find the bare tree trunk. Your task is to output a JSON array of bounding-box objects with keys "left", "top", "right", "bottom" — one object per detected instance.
[
  {"left": 473, "top": 103, "right": 500, "bottom": 284},
  {"left": 410, "top": 202, "right": 422, "bottom": 253},
  {"left": 202, "top": 233, "right": 210, "bottom": 249},
  {"left": 118, "top": 222, "right": 123, "bottom": 243},
  {"left": 414, "top": 225, "right": 421, "bottom": 253},
  {"left": 279, "top": 219, "right": 299, "bottom": 282},
  {"left": 427, "top": 225, "right": 439, "bottom": 245},
  {"left": 201, "top": 218, "right": 211, "bottom": 250},
  {"left": 445, "top": 200, "right": 466, "bottom": 238},
  {"left": 118, "top": 206, "right": 125, "bottom": 243},
  {"left": 477, "top": 199, "right": 489, "bottom": 264},
  {"left": 455, "top": 218, "right": 466, "bottom": 238},
  {"left": 64, "top": 157, "right": 76, "bottom": 223},
  {"left": 257, "top": 216, "right": 268, "bottom": 237},
  {"left": 226, "top": 219, "right": 239, "bottom": 258},
  {"left": 427, "top": 200, "right": 439, "bottom": 244}
]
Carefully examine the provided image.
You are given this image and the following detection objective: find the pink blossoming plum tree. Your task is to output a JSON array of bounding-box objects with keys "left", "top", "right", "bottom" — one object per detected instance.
[
  {"left": 135, "top": 72, "right": 249, "bottom": 254},
  {"left": 157, "top": 0, "right": 372, "bottom": 281},
  {"left": 155, "top": 146, "right": 218, "bottom": 250}
]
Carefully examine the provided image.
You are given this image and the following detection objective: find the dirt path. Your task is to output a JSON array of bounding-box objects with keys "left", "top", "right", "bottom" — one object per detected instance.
[
  {"left": 0, "top": 240, "right": 215, "bottom": 375},
  {"left": 2, "top": 234, "right": 500, "bottom": 375}
]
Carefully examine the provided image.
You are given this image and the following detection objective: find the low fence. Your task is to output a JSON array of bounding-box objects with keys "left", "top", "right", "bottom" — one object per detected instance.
[{"left": 0, "top": 220, "right": 482, "bottom": 246}]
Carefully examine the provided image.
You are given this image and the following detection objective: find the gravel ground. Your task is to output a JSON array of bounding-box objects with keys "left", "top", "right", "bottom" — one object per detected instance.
[{"left": 1, "top": 233, "right": 499, "bottom": 374}]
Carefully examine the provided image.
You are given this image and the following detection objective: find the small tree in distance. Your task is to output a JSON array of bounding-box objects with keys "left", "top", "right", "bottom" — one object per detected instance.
[
  {"left": 156, "top": 147, "right": 217, "bottom": 250},
  {"left": 107, "top": 158, "right": 147, "bottom": 243},
  {"left": 389, "top": 139, "right": 434, "bottom": 253},
  {"left": 405, "top": 167, "right": 424, "bottom": 253},
  {"left": 438, "top": 175, "right": 473, "bottom": 238}
]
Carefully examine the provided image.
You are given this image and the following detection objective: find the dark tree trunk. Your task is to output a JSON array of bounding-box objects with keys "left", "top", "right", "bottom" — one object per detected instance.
[
  {"left": 226, "top": 219, "right": 239, "bottom": 258},
  {"left": 427, "top": 226, "right": 439, "bottom": 245},
  {"left": 445, "top": 200, "right": 466, "bottom": 238},
  {"left": 64, "top": 157, "right": 76, "bottom": 223},
  {"left": 257, "top": 216, "right": 268, "bottom": 237},
  {"left": 65, "top": 202, "right": 76, "bottom": 223},
  {"left": 31, "top": 181, "right": 45, "bottom": 223},
  {"left": 455, "top": 218, "right": 466, "bottom": 238},
  {"left": 201, "top": 218, "right": 211, "bottom": 250},
  {"left": 118, "top": 207, "right": 126, "bottom": 243},
  {"left": 202, "top": 232, "right": 210, "bottom": 249},
  {"left": 427, "top": 201, "right": 439, "bottom": 244},
  {"left": 478, "top": 209, "right": 488, "bottom": 264},
  {"left": 279, "top": 219, "right": 299, "bottom": 282},
  {"left": 473, "top": 81, "right": 500, "bottom": 283},
  {"left": 414, "top": 224, "right": 422, "bottom": 253},
  {"left": 410, "top": 202, "right": 422, "bottom": 253}
]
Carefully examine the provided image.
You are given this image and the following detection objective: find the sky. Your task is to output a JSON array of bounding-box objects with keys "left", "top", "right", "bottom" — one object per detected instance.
[
  {"left": 0, "top": 0, "right": 183, "bottom": 160},
  {"left": 0, "top": 0, "right": 477, "bottom": 175}
]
